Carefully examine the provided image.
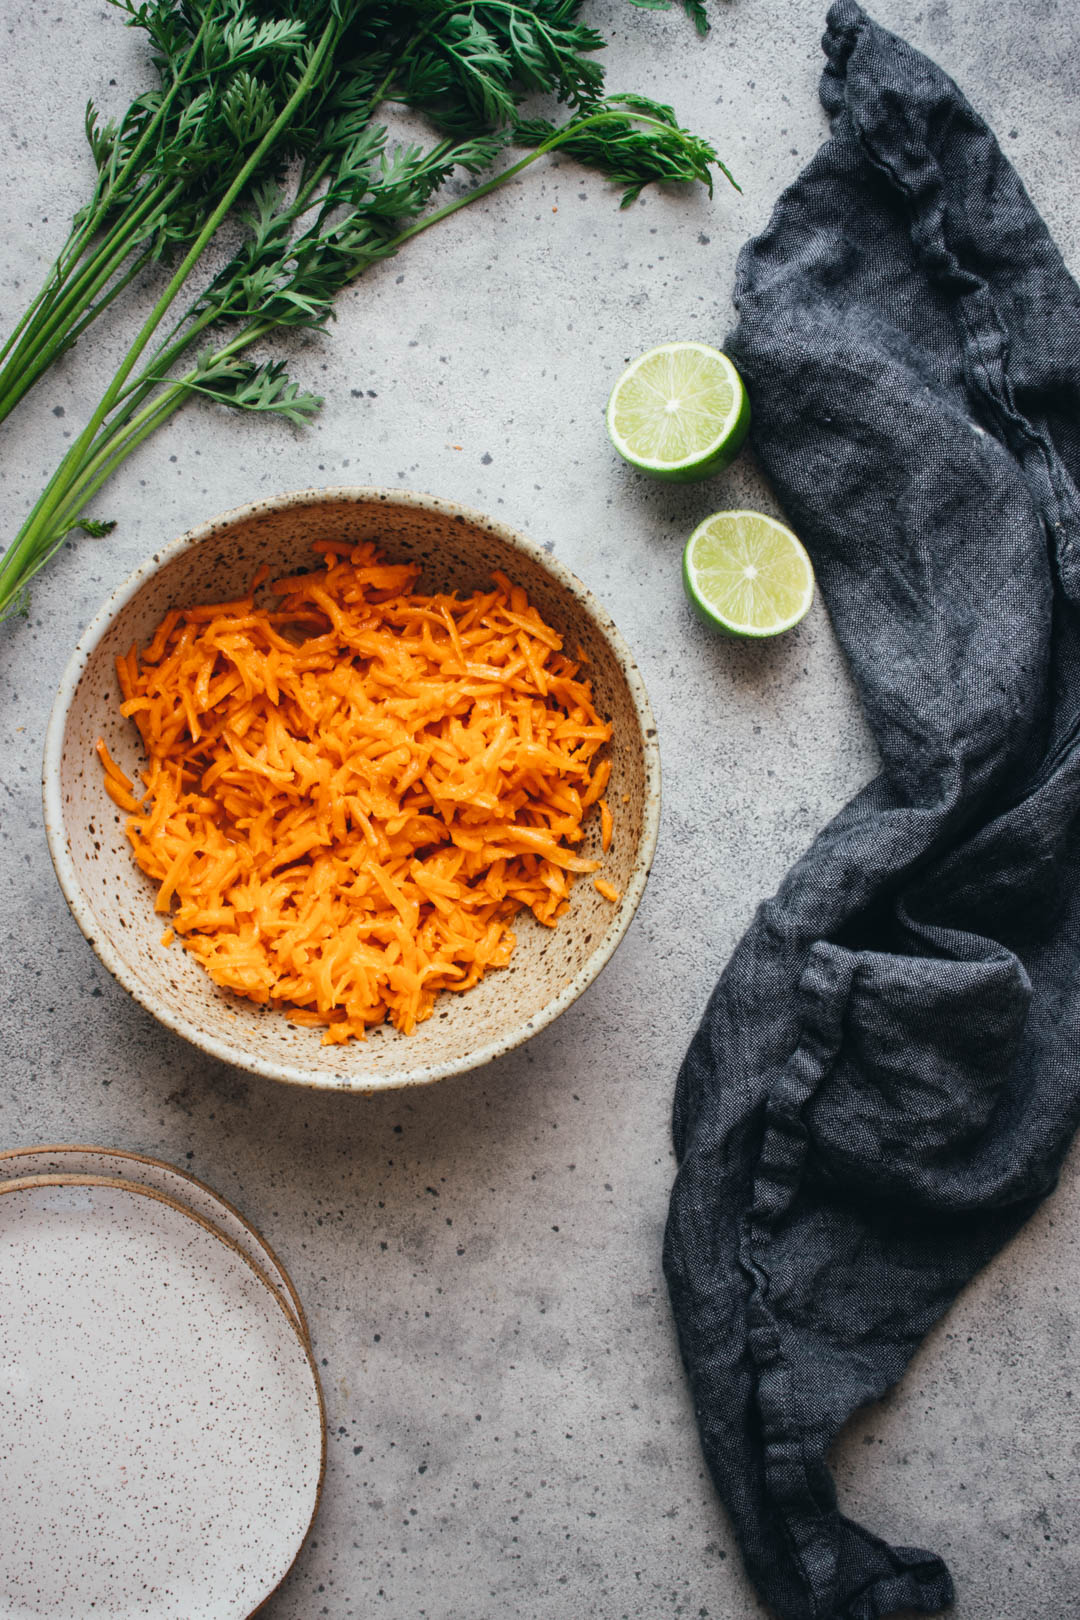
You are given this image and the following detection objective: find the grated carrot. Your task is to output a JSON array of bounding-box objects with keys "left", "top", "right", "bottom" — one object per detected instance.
[
  {"left": 95, "top": 735, "right": 132, "bottom": 789},
  {"left": 594, "top": 878, "right": 621, "bottom": 904},
  {"left": 102, "top": 541, "right": 616, "bottom": 1043},
  {"left": 96, "top": 737, "right": 143, "bottom": 812},
  {"left": 598, "top": 798, "right": 613, "bottom": 853}
]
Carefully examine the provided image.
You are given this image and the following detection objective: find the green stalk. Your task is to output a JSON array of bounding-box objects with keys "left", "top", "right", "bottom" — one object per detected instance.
[
  {"left": 89, "top": 19, "right": 341, "bottom": 411},
  {"left": 0, "top": 259, "right": 70, "bottom": 373},
  {"left": 0, "top": 11, "right": 416, "bottom": 432},
  {"left": 0, "top": 181, "right": 182, "bottom": 422},
  {"left": 26, "top": 108, "right": 715, "bottom": 539},
  {"left": 24, "top": 30, "right": 337, "bottom": 530},
  {"left": 0, "top": 5, "right": 215, "bottom": 411},
  {"left": 0, "top": 17, "right": 344, "bottom": 619},
  {"left": 0, "top": 174, "right": 115, "bottom": 373},
  {"left": 389, "top": 108, "right": 722, "bottom": 249},
  {"left": 0, "top": 45, "right": 726, "bottom": 623},
  {"left": 54, "top": 9, "right": 217, "bottom": 279},
  {"left": 16, "top": 176, "right": 181, "bottom": 361},
  {"left": 61, "top": 245, "right": 159, "bottom": 350},
  {"left": 101, "top": 42, "right": 407, "bottom": 411},
  {"left": 113, "top": 305, "right": 224, "bottom": 409},
  {"left": 40, "top": 314, "right": 277, "bottom": 542},
  {"left": 47, "top": 389, "right": 190, "bottom": 539},
  {"left": 15, "top": 392, "right": 191, "bottom": 591}
]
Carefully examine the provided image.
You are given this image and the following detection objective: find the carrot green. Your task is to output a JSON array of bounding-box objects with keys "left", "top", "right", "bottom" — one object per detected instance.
[{"left": 0, "top": 0, "right": 735, "bottom": 624}]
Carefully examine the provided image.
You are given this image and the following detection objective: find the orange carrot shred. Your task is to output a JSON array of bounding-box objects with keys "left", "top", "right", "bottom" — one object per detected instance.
[
  {"left": 99, "top": 543, "right": 614, "bottom": 1043},
  {"left": 95, "top": 736, "right": 133, "bottom": 791},
  {"left": 599, "top": 797, "right": 613, "bottom": 853},
  {"left": 103, "top": 776, "right": 141, "bottom": 813},
  {"left": 581, "top": 756, "right": 611, "bottom": 808},
  {"left": 594, "top": 878, "right": 620, "bottom": 904}
]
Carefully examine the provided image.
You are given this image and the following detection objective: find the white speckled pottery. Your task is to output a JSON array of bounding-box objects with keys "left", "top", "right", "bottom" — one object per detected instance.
[
  {"left": 43, "top": 488, "right": 661, "bottom": 1091},
  {"left": 0, "top": 1144, "right": 307, "bottom": 1342},
  {"left": 0, "top": 1175, "right": 324, "bottom": 1619}
]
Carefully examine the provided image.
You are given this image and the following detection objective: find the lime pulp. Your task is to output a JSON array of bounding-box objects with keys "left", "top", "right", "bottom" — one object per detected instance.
[
  {"left": 605, "top": 343, "right": 750, "bottom": 482},
  {"left": 682, "top": 510, "right": 815, "bottom": 637}
]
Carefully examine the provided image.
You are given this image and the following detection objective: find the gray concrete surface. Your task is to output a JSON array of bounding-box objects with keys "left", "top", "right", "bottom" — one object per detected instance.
[{"left": 1, "top": 2, "right": 1078, "bottom": 1616}]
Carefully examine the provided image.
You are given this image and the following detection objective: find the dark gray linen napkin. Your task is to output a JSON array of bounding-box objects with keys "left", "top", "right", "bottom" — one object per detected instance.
[{"left": 663, "top": 4, "right": 1080, "bottom": 1618}]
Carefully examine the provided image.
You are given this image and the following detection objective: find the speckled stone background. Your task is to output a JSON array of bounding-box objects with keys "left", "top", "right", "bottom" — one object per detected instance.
[{"left": 1, "top": 3, "right": 1078, "bottom": 1617}]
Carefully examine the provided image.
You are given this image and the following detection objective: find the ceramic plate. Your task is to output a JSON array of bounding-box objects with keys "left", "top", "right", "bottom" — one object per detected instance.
[
  {"left": 0, "top": 1144, "right": 307, "bottom": 1343},
  {"left": 0, "top": 1176, "right": 324, "bottom": 1618}
]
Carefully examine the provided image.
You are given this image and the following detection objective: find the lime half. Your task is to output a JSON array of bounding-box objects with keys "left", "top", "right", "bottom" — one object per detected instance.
[
  {"left": 683, "top": 510, "right": 815, "bottom": 637},
  {"left": 606, "top": 343, "right": 750, "bottom": 482}
]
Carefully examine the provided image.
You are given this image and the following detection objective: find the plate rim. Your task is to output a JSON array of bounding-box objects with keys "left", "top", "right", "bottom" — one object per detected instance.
[
  {"left": 0, "top": 1171, "right": 326, "bottom": 1620},
  {"left": 0, "top": 1143, "right": 309, "bottom": 1344}
]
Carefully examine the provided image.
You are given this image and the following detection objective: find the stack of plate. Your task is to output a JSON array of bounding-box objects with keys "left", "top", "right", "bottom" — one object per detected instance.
[{"left": 0, "top": 1145, "right": 324, "bottom": 1618}]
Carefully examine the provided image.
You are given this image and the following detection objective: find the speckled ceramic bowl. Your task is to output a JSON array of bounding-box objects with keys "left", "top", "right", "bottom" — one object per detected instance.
[{"left": 43, "top": 488, "right": 660, "bottom": 1091}]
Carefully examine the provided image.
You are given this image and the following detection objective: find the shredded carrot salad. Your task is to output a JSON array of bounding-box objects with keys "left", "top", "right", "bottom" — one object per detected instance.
[{"left": 100, "top": 541, "right": 618, "bottom": 1044}]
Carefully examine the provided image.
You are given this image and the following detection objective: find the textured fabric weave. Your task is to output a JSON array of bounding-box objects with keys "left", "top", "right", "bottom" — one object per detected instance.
[{"left": 663, "top": 6, "right": 1080, "bottom": 1618}]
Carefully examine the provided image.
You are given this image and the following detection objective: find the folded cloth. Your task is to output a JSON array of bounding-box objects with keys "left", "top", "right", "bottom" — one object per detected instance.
[{"left": 662, "top": 4, "right": 1080, "bottom": 1618}]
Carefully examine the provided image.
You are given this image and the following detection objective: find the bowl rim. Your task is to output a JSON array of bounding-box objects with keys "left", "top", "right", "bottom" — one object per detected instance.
[{"left": 42, "top": 485, "right": 661, "bottom": 1093}]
